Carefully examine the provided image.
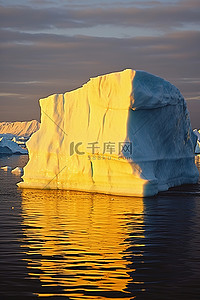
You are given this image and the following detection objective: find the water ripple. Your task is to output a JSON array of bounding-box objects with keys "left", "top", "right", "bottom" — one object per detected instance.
[{"left": 0, "top": 155, "right": 200, "bottom": 299}]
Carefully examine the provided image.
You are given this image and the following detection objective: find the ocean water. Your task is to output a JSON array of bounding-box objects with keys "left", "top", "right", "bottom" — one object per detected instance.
[{"left": 0, "top": 155, "right": 200, "bottom": 300}]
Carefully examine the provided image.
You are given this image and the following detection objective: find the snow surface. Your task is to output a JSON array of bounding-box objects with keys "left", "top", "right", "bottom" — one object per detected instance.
[
  {"left": 18, "top": 69, "right": 199, "bottom": 197},
  {"left": 0, "top": 137, "right": 28, "bottom": 154},
  {"left": 0, "top": 120, "right": 40, "bottom": 137}
]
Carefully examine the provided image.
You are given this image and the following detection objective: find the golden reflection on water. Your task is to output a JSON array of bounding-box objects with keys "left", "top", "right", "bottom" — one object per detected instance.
[{"left": 21, "top": 189, "right": 144, "bottom": 299}]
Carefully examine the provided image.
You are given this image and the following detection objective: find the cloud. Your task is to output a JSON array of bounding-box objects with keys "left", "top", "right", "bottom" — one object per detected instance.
[
  {"left": 0, "top": 93, "right": 22, "bottom": 97},
  {"left": 0, "top": 0, "right": 199, "bottom": 125},
  {"left": 0, "top": 29, "right": 199, "bottom": 93},
  {"left": 186, "top": 96, "right": 200, "bottom": 100},
  {"left": 0, "top": 0, "right": 199, "bottom": 32}
]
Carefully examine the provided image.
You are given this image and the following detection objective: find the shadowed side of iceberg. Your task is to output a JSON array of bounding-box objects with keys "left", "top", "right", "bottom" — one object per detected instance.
[{"left": 124, "top": 70, "right": 199, "bottom": 195}]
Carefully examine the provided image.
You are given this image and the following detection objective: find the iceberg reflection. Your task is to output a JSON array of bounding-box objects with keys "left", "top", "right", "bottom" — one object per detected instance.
[{"left": 21, "top": 189, "right": 145, "bottom": 299}]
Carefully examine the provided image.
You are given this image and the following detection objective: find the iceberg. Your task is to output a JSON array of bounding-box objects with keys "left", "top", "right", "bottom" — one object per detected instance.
[
  {"left": 1, "top": 166, "right": 12, "bottom": 171},
  {"left": 11, "top": 167, "right": 23, "bottom": 176},
  {"left": 0, "top": 120, "right": 40, "bottom": 137},
  {"left": 18, "top": 69, "right": 199, "bottom": 197},
  {"left": 195, "top": 142, "right": 200, "bottom": 154},
  {"left": 0, "top": 137, "right": 28, "bottom": 154},
  {"left": 0, "top": 165, "right": 23, "bottom": 175},
  {"left": 0, "top": 120, "right": 40, "bottom": 155},
  {"left": 0, "top": 145, "right": 12, "bottom": 155},
  {"left": 193, "top": 129, "right": 200, "bottom": 154}
]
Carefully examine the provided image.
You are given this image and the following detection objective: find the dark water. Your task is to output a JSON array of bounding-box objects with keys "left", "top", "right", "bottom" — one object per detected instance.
[{"left": 0, "top": 155, "right": 200, "bottom": 300}]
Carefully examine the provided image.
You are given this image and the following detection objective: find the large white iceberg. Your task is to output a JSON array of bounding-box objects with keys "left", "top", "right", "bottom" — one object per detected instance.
[{"left": 18, "top": 69, "right": 199, "bottom": 196}]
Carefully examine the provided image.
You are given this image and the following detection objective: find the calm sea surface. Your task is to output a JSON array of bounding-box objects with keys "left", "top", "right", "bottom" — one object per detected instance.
[{"left": 0, "top": 155, "right": 200, "bottom": 300}]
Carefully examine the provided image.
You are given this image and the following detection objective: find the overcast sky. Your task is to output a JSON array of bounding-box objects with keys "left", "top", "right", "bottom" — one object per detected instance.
[{"left": 0, "top": 0, "right": 199, "bottom": 127}]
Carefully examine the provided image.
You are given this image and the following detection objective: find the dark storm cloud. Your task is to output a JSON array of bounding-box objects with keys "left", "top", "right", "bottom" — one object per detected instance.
[{"left": 0, "top": 0, "right": 199, "bottom": 31}]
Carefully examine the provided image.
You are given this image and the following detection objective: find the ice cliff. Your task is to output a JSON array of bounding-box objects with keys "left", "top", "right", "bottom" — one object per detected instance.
[
  {"left": 18, "top": 69, "right": 199, "bottom": 196},
  {"left": 0, "top": 120, "right": 40, "bottom": 137}
]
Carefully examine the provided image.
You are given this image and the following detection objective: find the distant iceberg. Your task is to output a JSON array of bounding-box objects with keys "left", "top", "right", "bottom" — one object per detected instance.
[
  {"left": 0, "top": 120, "right": 40, "bottom": 155},
  {"left": 18, "top": 69, "right": 199, "bottom": 196},
  {"left": 0, "top": 120, "right": 40, "bottom": 137},
  {"left": 11, "top": 167, "right": 24, "bottom": 176},
  {"left": 0, "top": 137, "right": 28, "bottom": 154},
  {"left": 1, "top": 166, "right": 12, "bottom": 171},
  {"left": 193, "top": 129, "right": 200, "bottom": 154}
]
